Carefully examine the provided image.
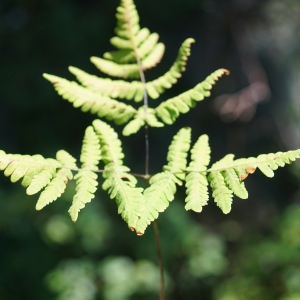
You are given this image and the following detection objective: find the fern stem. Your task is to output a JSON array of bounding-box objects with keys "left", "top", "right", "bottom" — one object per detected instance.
[
  {"left": 153, "top": 220, "right": 165, "bottom": 300},
  {"left": 135, "top": 53, "right": 150, "bottom": 175},
  {"left": 145, "top": 124, "right": 150, "bottom": 175},
  {"left": 134, "top": 30, "right": 164, "bottom": 298}
]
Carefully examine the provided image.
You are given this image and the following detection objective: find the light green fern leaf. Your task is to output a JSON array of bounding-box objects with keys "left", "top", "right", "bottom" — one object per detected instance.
[
  {"left": 185, "top": 134, "right": 211, "bottom": 212},
  {"left": 103, "top": 170, "right": 144, "bottom": 230},
  {"left": 69, "top": 126, "right": 101, "bottom": 222},
  {"left": 122, "top": 107, "right": 164, "bottom": 136},
  {"left": 0, "top": 150, "right": 61, "bottom": 195},
  {"left": 146, "top": 38, "right": 195, "bottom": 99},
  {"left": 36, "top": 150, "right": 77, "bottom": 210},
  {"left": 163, "top": 127, "right": 191, "bottom": 180},
  {"left": 136, "top": 127, "right": 191, "bottom": 235},
  {"left": 69, "top": 39, "right": 194, "bottom": 102},
  {"left": 92, "top": 119, "right": 144, "bottom": 230},
  {"left": 90, "top": 0, "right": 164, "bottom": 79},
  {"left": 207, "top": 149, "right": 300, "bottom": 214},
  {"left": 136, "top": 171, "right": 180, "bottom": 235},
  {"left": 43, "top": 73, "right": 136, "bottom": 125},
  {"left": 69, "top": 66, "right": 144, "bottom": 102},
  {"left": 208, "top": 171, "right": 233, "bottom": 214},
  {"left": 0, "top": 150, "right": 74, "bottom": 205},
  {"left": 92, "top": 119, "right": 124, "bottom": 167},
  {"left": 155, "top": 69, "right": 229, "bottom": 124}
]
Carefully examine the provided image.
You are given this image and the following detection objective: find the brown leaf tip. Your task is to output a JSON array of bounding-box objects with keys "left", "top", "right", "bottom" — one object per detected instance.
[
  {"left": 241, "top": 173, "right": 248, "bottom": 181},
  {"left": 246, "top": 166, "right": 256, "bottom": 174}
]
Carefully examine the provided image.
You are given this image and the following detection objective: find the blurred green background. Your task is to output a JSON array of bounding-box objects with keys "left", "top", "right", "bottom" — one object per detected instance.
[{"left": 1, "top": 0, "right": 300, "bottom": 299}]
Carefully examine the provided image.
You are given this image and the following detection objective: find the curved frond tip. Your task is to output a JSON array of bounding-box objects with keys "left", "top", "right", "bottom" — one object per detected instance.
[{"left": 155, "top": 68, "right": 229, "bottom": 125}]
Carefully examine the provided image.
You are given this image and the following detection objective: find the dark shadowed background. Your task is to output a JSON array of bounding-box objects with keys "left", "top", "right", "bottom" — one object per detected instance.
[{"left": 1, "top": 0, "right": 300, "bottom": 299}]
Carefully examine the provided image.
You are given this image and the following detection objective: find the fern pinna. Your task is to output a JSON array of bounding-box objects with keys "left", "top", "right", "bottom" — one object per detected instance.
[{"left": 1, "top": 0, "right": 300, "bottom": 237}]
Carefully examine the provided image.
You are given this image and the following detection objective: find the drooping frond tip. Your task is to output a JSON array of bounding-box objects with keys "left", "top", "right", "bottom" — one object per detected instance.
[{"left": 204, "top": 148, "right": 300, "bottom": 215}]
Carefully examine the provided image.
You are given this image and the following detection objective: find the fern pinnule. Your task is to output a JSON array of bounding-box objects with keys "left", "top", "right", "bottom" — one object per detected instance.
[
  {"left": 90, "top": 0, "right": 165, "bottom": 79},
  {"left": 163, "top": 127, "right": 191, "bottom": 180},
  {"left": 69, "top": 66, "right": 144, "bottom": 102},
  {"left": 0, "top": 150, "right": 65, "bottom": 195},
  {"left": 36, "top": 151, "right": 77, "bottom": 210},
  {"left": 93, "top": 119, "right": 144, "bottom": 230},
  {"left": 122, "top": 107, "right": 164, "bottom": 136},
  {"left": 68, "top": 126, "right": 101, "bottom": 222},
  {"left": 70, "top": 39, "right": 194, "bottom": 103},
  {"left": 93, "top": 119, "right": 124, "bottom": 167},
  {"left": 136, "top": 128, "right": 191, "bottom": 235},
  {"left": 135, "top": 172, "right": 179, "bottom": 235},
  {"left": 185, "top": 134, "right": 211, "bottom": 212},
  {"left": 145, "top": 38, "right": 195, "bottom": 99},
  {"left": 155, "top": 68, "right": 229, "bottom": 125},
  {"left": 43, "top": 73, "right": 136, "bottom": 125},
  {"left": 0, "top": 151, "right": 39, "bottom": 183},
  {"left": 207, "top": 150, "right": 300, "bottom": 214}
]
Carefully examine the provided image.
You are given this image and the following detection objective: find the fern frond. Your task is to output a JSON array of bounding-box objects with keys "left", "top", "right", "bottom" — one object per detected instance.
[
  {"left": 208, "top": 150, "right": 300, "bottom": 214},
  {"left": 0, "top": 150, "right": 62, "bottom": 190},
  {"left": 122, "top": 107, "right": 164, "bottom": 136},
  {"left": 185, "top": 134, "right": 211, "bottom": 212},
  {"left": 163, "top": 127, "right": 191, "bottom": 180},
  {"left": 92, "top": 119, "right": 144, "bottom": 230},
  {"left": 69, "top": 66, "right": 144, "bottom": 102},
  {"left": 68, "top": 126, "right": 101, "bottom": 222},
  {"left": 90, "top": 0, "right": 165, "bottom": 79},
  {"left": 70, "top": 39, "right": 194, "bottom": 102},
  {"left": 43, "top": 73, "right": 136, "bottom": 125},
  {"left": 0, "top": 149, "right": 79, "bottom": 211},
  {"left": 136, "top": 127, "right": 191, "bottom": 235},
  {"left": 135, "top": 172, "right": 179, "bottom": 235},
  {"left": 155, "top": 68, "right": 229, "bottom": 124},
  {"left": 145, "top": 38, "right": 195, "bottom": 99},
  {"left": 91, "top": 45, "right": 165, "bottom": 79},
  {"left": 36, "top": 150, "right": 77, "bottom": 210}
]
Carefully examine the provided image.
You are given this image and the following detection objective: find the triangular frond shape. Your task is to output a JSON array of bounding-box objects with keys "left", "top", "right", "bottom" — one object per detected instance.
[
  {"left": 185, "top": 134, "right": 211, "bottom": 212},
  {"left": 69, "top": 126, "right": 101, "bottom": 221},
  {"left": 43, "top": 74, "right": 137, "bottom": 125},
  {"left": 122, "top": 107, "right": 164, "bottom": 136},
  {"left": 69, "top": 39, "right": 194, "bottom": 102},
  {"left": 155, "top": 69, "right": 229, "bottom": 124},
  {"left": 36, "top": 150, "right": 77, "bottom": 210},
  {"left": 136, "top": 127, "right": 191, "bottom": 235},
  {"left": 92, "top": 119, "right": 144, "bottom": 230},
  {"left": 91, "top": 0, "right": 165, "bottom": 79}
]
